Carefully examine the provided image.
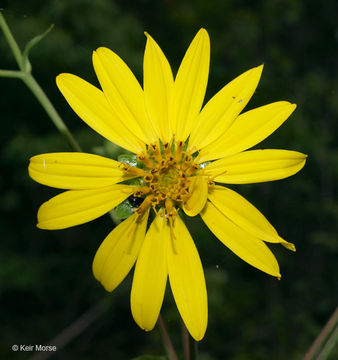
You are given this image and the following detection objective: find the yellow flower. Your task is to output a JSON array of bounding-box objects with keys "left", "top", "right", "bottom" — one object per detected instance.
[{"left": 28, "top": 29, "right": 306, "bottom": 341}]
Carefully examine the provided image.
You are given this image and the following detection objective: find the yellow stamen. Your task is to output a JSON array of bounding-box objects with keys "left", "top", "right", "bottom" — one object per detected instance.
[
  {"left": 175, "top": 140, "right": 184, "bottom": 162},
  {"left": 120, "top": 163, "right": 146, "bottom": 177},
  {"left": 150, "top": 143, "right": 163, "bottom": 162},
  {"left": 165, "top": 199, "right": 177, "bottom": 252},
  {"left": 133, "top": 186, "right": 150, "bottom": 196},
  {"left": 164, "top": 142, "right": 172, "bottom": 157},
  {"left": 135, "top": 195, "right": 152, "bottom": 220},
  {"left": 137, "top": 153, "right": 154, "bottom": 168},
  {"left": 127, "top": 215, "right": 138, "bottom": 241},
  {"left": 208, "top": 169, "right": 228, "bottom": 183},
  {"left": 186, "top": 164, "right": 199, "bottom": 176}
]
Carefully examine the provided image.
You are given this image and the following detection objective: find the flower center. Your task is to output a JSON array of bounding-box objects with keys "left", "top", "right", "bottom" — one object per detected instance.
[{"left": 120, "top": 140, "right": 200, "bottom": 222}]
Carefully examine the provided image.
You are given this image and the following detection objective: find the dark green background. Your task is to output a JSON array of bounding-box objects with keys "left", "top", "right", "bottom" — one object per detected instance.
[{"left": 1, "top": 0, "right": 337, "bottom": 359}]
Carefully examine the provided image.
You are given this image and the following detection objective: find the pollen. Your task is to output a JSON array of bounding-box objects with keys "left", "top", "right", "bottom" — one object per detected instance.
[{"left": 121, "top": 140, "right": 201, "bottom": 222}]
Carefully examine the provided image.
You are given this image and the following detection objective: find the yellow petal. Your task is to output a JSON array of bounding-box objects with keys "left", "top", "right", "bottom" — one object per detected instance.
[
  {"left": 203, "top": 149, "right": 307, "bottom": 184},
  {"left": 198, "top": 101, "right": 296, "bottom": 162},
  {"left": 189, "top": 65, "right": 263, "bottom": 151},
  {"left": 208, "top": 185, "right": 295, "bottom": 250},
  {"left": 56, "top": 73, "right": 143, "bottom": 153},
  {"left": 93, "top": 211, "right": 149, "bottom": 292},
  {"left": 131, "top": 211, "right": 169, "bottom": 331},
  {"left": 169, "top": 29, "right": 210, "bottom": 142},
  {"left": 29, "top": 152, "right": 133, "bottom": 189},
  {"left": 92, "top": 47, "right": 157, "bottom": 145},
  {"left": 168, "top": 215, "right": 208, "bottom": 341},
  {"left": 37, "top": 184, "right": 133, "bottom": 230},
  {"left": 201, "top": 201, "right": 281, "bottom": 277},
  {"left": 183, "top": 176, "right": 208, "bottom": 216},
  {"left": 144, "top": 32, "right": 174, "bottom": 143}
]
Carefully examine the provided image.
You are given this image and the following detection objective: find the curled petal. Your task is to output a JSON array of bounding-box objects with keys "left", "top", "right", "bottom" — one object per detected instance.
[
  {"left": 201, "top": 201, "right": 281, "bottom": 278},
  {"left": 208, "top": 185, "right": 295, "bottom": 250},
  {"left": 183, "top": 176, "right": 208, "bottom": 216}
]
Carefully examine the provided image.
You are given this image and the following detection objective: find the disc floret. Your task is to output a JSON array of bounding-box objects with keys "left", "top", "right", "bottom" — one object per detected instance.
[{"left": 121, "top": 140, "right": 200, "bottom": 221}]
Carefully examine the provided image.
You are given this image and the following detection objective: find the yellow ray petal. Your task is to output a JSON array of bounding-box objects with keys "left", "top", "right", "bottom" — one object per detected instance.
[
  {"left": 93, "top": 211, "right": 149, "bottom": 292},
  {"left": 29, "top": 152, "right": 134, "bottom": 189},
  {"left": 56, "top": 73, "right": 143, "bottom": 153},
  {"left": 37, "top": 184, "right": 133, "bottom": 230},
  {"left": 168, "top": 215, "right": 208, "bottom": 341},
  {"left": 144, "top": 32, "right": 174, "bottom": 143},
  {"left": 169, "top": 28, "right": 210, "bottom": 142},
  {"left": 203, "top": 150, "right": 307, "bottom": 184},
  {"left": 92, "top": 47, "right": 157, "bottom": 145},
  {"left": 201, "top": 201, "right": 281, "bottom": 277},
  {"left": 208, "top": 185, "right": 295, "bottom": 250},
  {"left": 183, "top": 176, "right": 208, "bottom": 216},
  {"left": 198, "top": 101, "right": 296, "bottom": 162},
  {"left": 189, "top": 65, "right": 263, "bottom": 151},
  {"left": 131, "top": 211, "right": 169, "bottom": 331}
]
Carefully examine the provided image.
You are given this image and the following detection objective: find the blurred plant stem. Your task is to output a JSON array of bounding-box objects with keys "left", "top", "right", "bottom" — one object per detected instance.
[
  {"left": 0, "top": 12, "right": 82, "bottom": 152},
  {"left": 158, "top": 315, "right": 179, "bottom": 360},
  {"left": 29, "top": 297, "right": 112, "bottom": 360},
  {"left": 181, "top": 318, "right": 191, "bottom": 360},
  {"left": 303, "top": 306, "right": 338, "bottom": 360}
]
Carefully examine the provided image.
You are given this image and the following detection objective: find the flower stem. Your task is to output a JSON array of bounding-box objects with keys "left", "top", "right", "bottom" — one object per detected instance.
[
  {"left": 317, "top": 325, "right": 338, "bottom": 360},
  {"left": 22, "top": 73, "right": 82, "bottom": 151},
  {"left": 0, "top": 12, "right": 82, "bottom": 152},
  {"left": 193, "top": 341, "right": 199, "bottom": 360},
  {"left": 157, "top": 314, "right": 178, "bottom": 360},
  {"left": 181, "top": 318, "right": 190, "bottom": 360},
  {"left": 0, "top": 69, "right": 25, "bottom": 78},
  {"left": 303, "top": 306, "right": 338, "bottom": 360},
  {"left": 0, "top": 12, "right": 24, "bottom": 69}
]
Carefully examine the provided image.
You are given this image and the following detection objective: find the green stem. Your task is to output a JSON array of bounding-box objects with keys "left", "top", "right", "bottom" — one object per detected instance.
[
  {"left": 181, "top": 319, "right": 190, "bottom": 360},
  {"left": 0, "top": 69, "right": 25, "bottom": 78},
  {"left": 317, "top": 325, "right": 338, "bottom": 360},
  {"left": 0, "top": 12, "right": 24, "bottom": 69},
  {"left": 0, "top": 12, "right": 82, "bottom": 152},
  {"left": 303, "top": 306, "right": 338, "bottom": 360},
  {"left": 157, "top": 314, "right": 178, "bottom": 360},
  {"left": 193, "top": 341, "right": 199, "bottom": 360},
  {"left": 22, "top": 73, "right": 82, "bottom": 151}
]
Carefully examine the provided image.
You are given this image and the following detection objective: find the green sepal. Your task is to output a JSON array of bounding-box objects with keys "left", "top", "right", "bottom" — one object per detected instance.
[
  {"left": 114, "top": 199, "right": 136, "bottom": 219},
  {"left": 22, "top": 24, "right": 54, "bottom": 72}
]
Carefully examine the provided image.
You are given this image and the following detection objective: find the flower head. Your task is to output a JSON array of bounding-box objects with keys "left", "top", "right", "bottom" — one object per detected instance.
[{"left": 28, "top": 29, "right": 306, "bottom": 341}]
